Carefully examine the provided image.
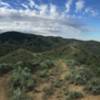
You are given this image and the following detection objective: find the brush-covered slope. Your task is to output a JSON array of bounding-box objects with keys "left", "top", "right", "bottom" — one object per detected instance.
[
  {"left": 0, "top": 31, "right": 67, "bottom": 57},
  {"left": 0, "top": 31, "right": 100, "bottom": 65},
  {"left": 0, "top": 32, "right": 100, "bottom": 100},
  {"left": 42, "top": 41, "right": 100, "bottom": 66},
  {"left": 0, "top": 49, "right": 40, "bottom": 64}
]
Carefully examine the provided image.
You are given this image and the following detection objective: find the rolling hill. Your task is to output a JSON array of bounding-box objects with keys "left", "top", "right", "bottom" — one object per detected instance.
[
  {"left": 0, "top": 31, "right": 100, "bottom": 65},
  {"left": 0, "top": 31, "right": 68, "bottom": 57},
  {"left": 0, "top": 49, "right": 41, "bottom": 64},
  {"left": 0, "top": 31, "right": 100, "bottom": 100}
]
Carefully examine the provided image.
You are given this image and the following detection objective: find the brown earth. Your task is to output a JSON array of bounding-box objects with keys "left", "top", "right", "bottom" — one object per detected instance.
[{"left": 0, "top": 74, "right": 9, "bottom": 100}]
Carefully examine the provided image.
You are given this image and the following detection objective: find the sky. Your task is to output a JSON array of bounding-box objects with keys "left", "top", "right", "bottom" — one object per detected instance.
[{"left": 0, "top": 0, "right": 100, "bottom": 41}]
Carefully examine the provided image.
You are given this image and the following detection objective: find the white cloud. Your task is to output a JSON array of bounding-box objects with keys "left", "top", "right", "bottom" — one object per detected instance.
[
  {"left": 0, "top": 6, "right": 87, "bottom": 39},
  {"left": 49, "top": 4, "right": 59, "bottom": 18},
  {"left": 0, "top": 17, "right": 85, "bottom": 39},
  {"left": 0, "top": 1, "right": 11, "bottom": 8},
  {"left": 28, "top": 0, "right": 35, "bottom": 8},
  {"left": 0, "top": 7, "right": 17, "bottom": 16},
  {"left": 85, "top": 7, "right": 98, "bottom": 17},
  {"left": 26, "top": 0, "right": 40, "bottom": 9},
  {"left": 0, "top": 0, "right": 91, "bottom": 40},
  {"left": 65, "top": 0, "right": 73, "bottom": 13},
  {"left": 21, "top": 4, "right": 29, "bottom": 9},
  {"left": 38, "top": 4, "right": 59, "bottom": 18},
  {"left": 75, "top": 0, "right": 85, "bottom": 12},
  {"left": 39, "top": 4, "right": 48, "bottom": 16}
]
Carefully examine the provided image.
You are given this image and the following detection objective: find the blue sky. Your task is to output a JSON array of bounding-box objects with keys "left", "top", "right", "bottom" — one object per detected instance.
[{"left": 0, "top": 0, "right": 100, "bottom": 41}]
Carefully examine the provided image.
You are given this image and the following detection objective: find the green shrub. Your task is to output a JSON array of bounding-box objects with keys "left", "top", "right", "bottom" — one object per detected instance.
[
  {"left": 69, "top": 67, "right": 93, "bottom": 85},
  {"left": 43, "top": 87, "right": 54, "bottom": 96},
  {"left": 65, "top": 91, "right": 83, "bottom": 100},
  {"left": 39, "top": 69, "right": 49, "bottom": 78},
  {"left": 53, "top": 80, "right": 63, "bottom": 88},
  {"left": 11, "top": 66, "right": 35, "bottom": 91},
  {"left": 0, "top": 64, "right": 12, "bottom": 75},
  {"left": 10, "top": 64, "right": 35, "bottom": 100},
  {"left": 38, "top": 60, "right": 55, "bottom": 78},
  {"left": 11, "top": 88, "right": 32, "bottom": 100},
  {"left": 86, "top": 78, "right": 100, "bottom": 95},
  {"left": 39, "top": 60, "right": 54, "bottom": 70},
  {"left": 11, "top": 88, "right": 22, "bottom": 100},
  {"left": 43, "top": 86, "right": 55, "bottom": 100},
  {"left": 66, "top": 59, "right": 79, "bottom": 67}
]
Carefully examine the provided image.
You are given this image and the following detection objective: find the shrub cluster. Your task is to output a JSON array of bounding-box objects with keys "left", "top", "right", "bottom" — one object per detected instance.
[
  {"left": 64, "top": 91, "right": 83, "bottom": 100},
  {"left": 10, "top": 64, "right": 35, "bottom": 100},
  {"left": 86, "top": 78, "right": 100, "bottom": 95},
  {"left": 38, "top": 60, "right": 55, "bottom": 78},
  {"left": 69, "top": 67, "right": 93, "bottom": 85},
  {"left": 11, "top": 66, "right": 35, "bottom": 91},
  {"left": 0, "top": 64, "right": 12, "bottom": 75}
]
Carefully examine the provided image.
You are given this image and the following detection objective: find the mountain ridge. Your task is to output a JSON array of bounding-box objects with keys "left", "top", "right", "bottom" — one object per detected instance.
[
  {"left": 0, "top": 31, "right": 100, "bottom": 65},
  {"left": 0, "top": 31, "right": 100, "bottom": 56},
  {"left": 0, "top": 31, "right": 100, "bottom": 42}
]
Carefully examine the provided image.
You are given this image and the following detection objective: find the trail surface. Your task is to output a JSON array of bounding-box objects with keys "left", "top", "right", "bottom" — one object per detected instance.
[{"left": 0, "top": 74, "right": 9, "bottom": 100}]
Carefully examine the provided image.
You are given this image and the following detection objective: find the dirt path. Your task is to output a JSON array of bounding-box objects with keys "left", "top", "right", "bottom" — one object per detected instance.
[
  {"left": 57, "top": 59, "right": 69, "bottom": 80},
  {"left": 28, "top": 82, "right": 51, "bottom": 100},
  {"left": 81, "top": 95, "right": 100, "bottom": 100},
  {"left": 0, "top": 74, "right": 9, "bottom": 100}
]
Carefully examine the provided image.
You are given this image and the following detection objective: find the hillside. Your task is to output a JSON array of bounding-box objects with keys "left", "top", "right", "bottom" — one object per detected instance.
[
  {"left": 0, "top": 32, "right": 100, "bottom": 66},
  {"left": 0, "top": 49, "right": 41, "bottom": 64},
  {"left": 0, "top": 31, "right": 67, "bottom": 57},
  {"left": 0, "top": 31, "right": 100, "bottom": 100}
]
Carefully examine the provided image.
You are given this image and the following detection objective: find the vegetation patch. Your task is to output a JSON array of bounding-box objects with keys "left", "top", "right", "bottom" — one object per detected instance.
[
  {"left": 0, "top": 64, "right": 12, "bottom": 76},
  {"left": 85, "top": 78, "right": 100, "bottom": 95},
  {"left": 64, "top": 91, "right": 84, "bottom": 100},
  {"left": 67, "top": 66, "right": 93, "bottom": 85},
  {"left": 9, "top": 64, "right": 35, "bottom": 100}
]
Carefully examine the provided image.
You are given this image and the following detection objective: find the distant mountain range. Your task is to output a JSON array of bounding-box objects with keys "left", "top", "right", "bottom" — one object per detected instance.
[
  {"left": 0, "top": 31, "right": 67, "bottom": 57},
  {"left": 0, "top": 31, "right": 100, "bottom": 65}
]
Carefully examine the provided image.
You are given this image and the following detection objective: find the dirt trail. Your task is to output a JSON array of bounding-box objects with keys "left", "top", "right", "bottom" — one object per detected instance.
[
  {"left": 81, "top": 95, "right": 100, "bottom": 100},
  {"left": 28, "top": 82, "right": 51, "bottom": 100},
  {"left": 0, "top": 74, "right": 9, "bottom": 100},
  {"left": 57, "top": 59, "right": 69, "bottom": 80}
]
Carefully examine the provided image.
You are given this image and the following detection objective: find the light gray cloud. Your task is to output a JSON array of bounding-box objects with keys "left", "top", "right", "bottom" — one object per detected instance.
[
  {"left": 0, "top": 10, "right": 88, "bottom": 39},
  {"left": 65, "top": 0, "right": 73, "bottom": 13},
  {"left": 75, "top": 0, "right": 85, "bottom": 13},
  {"left": 84, "top": 7, "right": 99, "bottom": 17},
  {"left": 0, "top": 0, "right": 96, "bottom": 40}
]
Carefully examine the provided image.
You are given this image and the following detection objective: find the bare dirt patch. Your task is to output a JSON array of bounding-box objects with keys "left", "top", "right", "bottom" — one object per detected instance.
[
  {"left": 81, "top": 95, "right": 100, "bottom": 100},
  {"left": 0, "top": 74, "right": 9, "bottom": 100}
]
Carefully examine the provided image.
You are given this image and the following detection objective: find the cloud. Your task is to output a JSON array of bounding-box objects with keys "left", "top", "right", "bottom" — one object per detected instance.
[
  {"left": 0, "top": 8, "right": 88, "bottom": 39},
  {"left": 0, "top": 0, "right": 11, "bottom": 8},
  {"left": 65, "top": 0, "right": 73, "bottom": 13},
  {"left": 85, "top": 7, "right": 98, "bottom": 17},
  {"left": 75, "top": 0, "right": 85, "bottom": 12},
  {"left": 39, "top": 4, "right": 48, "bottom": 16},
  {"left": 21, "top": 3, "right": 29, "bottom": 9},
  {"left": 28, "top": 0, "right": 35, "bottom": 8},
  {"left": 49, "top": 4, "right": 59, "bottom": 18},
  {"left": 27, "top": 0, "right": 40, "bottom": 9},
  {"left": 0, "top": 16, "right": 87, "bottom": 39},
  {"left": 75, "top": 0, "right": 99, "bottom": 17},
  {"left": 0, "top": 0, "right": 93, "bottom": 40}
]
